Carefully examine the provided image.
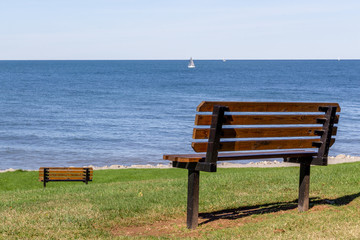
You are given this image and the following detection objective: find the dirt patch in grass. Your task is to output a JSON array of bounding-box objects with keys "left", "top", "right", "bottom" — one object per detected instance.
[
  {"left": 111, "top": 218, "right": 188, "bottom": 238},
  {"left": 111, "top": 209, "right": 288, "bottom": 238},
  {"left": 110, "top": 200, "right": 350, "bottom": 238},
  {"left": 309, "top": 204, "right": 331, "bottom": 212},
  {"left": 112, "top": 202, "right": 340, "bottom": 238}
]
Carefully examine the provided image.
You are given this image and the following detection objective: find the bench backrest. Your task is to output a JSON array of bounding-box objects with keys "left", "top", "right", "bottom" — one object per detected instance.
[
  {"left": 39, "top": 167, "right": 93, "bottom": 182},
  {"left": 192, "top": 102, "right": 340, "bottom": 166}
]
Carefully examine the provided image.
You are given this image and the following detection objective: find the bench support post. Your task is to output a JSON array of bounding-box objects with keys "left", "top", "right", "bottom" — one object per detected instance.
[
  {"left": 298, "top": 162, "right": 311, "bottom": 212},
  {"left": 205, "top": 105, "right": 226, "bottom": 163},
  {"left": 314, "top": 106, "right": 338, "bottom": 165},
  {"left": 187, "top": 169, "right": 200, "bottom": 229},
  {"left": 85, "top": 168, "right": 89, "bottom": 184},
  {"left": 43, "top": 168, "right": 48, "bottom": 188},
  {"left": 197, "top": 105, "right": 227, "bottom": 173}
]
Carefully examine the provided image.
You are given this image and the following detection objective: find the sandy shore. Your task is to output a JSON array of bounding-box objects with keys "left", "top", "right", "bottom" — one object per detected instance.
[{"left": 2, "top": 154, "right": 359, "bottom": 173}]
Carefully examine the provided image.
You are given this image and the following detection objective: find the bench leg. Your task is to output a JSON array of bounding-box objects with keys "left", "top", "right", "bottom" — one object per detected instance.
[
  {"left": 187, "top": 169, "right": 200, "bottom": 229},
  {"left": 85, "top": 168, "right": 89, "bottom": 184},
  {"left": 43, "top": 168, "right": 47, "bottom": 188},
  {"left": 298, "top": 163, "right": 311, "bottom": 212}
]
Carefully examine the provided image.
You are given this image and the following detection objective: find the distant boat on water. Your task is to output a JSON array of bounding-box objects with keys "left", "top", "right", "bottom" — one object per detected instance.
[
  {"left": 188, "top": 57, "right": 195, "bottom": 68},
  {"left": 222, "top": 58, "right": 226, "bottom": 62}
]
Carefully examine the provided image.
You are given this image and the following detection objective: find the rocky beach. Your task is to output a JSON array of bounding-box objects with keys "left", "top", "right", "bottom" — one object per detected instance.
[{"left": 2, "top": 154, "right": 359, "bottom": 173}]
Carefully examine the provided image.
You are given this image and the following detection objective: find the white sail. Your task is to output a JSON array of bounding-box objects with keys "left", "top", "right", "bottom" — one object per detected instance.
[{"left": 188, "top": 57, "right": 195, "bottom": 68}]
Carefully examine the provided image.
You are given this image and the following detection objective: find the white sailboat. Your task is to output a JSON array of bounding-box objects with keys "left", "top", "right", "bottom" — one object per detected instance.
[{"left": 188, "top": 57, "right": 195, "bottom": 68}]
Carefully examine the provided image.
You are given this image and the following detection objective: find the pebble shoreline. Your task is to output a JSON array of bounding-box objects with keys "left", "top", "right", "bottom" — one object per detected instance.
[{"left": 1, "top": 155, "right": 359, "bottom": 173}]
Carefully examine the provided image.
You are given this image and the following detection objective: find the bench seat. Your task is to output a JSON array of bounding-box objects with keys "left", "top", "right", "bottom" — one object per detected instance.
[{"left": 164, "top": 150, "right": 317, "bottom": 162}]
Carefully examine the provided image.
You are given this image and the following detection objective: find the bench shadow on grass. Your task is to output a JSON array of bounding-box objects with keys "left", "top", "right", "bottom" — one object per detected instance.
[{"left": 198, "top": 192, "right": 360, "bottom": 226}]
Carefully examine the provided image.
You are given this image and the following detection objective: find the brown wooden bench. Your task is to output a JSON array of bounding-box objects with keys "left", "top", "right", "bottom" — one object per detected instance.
[
  {"left": 163, "top": 101, "right": 340, "bottom": 229},
  {"left": 39, "top": 167, "right": 93, "bottom": 187}
]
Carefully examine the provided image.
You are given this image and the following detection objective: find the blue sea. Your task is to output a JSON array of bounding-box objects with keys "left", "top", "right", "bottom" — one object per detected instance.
[{"left": 0, "top": 60, "right": 359, "bottom": 170}]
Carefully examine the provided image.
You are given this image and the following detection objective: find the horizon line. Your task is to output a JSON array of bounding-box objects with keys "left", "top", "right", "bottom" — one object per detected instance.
[{"left": 0, "top": 58, "right": 359, "bottom": 61}]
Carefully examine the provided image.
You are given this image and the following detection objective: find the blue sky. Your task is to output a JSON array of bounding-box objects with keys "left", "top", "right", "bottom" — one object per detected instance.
[{"left": 1, "top": 0, "right": 359, "bottom": 60}]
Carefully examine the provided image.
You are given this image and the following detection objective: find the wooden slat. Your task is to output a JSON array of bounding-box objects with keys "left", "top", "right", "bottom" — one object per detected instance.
[
  {"left": 39, "top": 176, "right": 93, "bottom": 180},
  {"left": 191, "top": 138, "right": 335, "bottom": 152},
  {"left": 39, "top": 167, "right": 92, "bottom": 170},
  {"left": 39, "top": 175, "right": 93, "bottom": 178},
  {"left": 39, "top": 177, "right": 91, "bottom": 180},
  {"left": 39, "top": 173, "right": 93, "bottom": 176},
  {"left": 39, "top": 177, "right": 93, "bottom": 180},
  {"left": 39, "top": 179, "right": 92, "bottom": 182},
  {"left": 164, "top": 150, "right": 318, "bottom": 163},
  {"left": 163, "top": 154, "right": 206, "bottom": 162},
  {"left": 39, "top": 172, "right": 92, "bottom": 174},
  {"left": 39, "top": 174, "right": 93, "bottom": 177},
  {"left": 39, "top": 173, "right": 92, "bottom": 175},
  {"left": 193, "top": 126, "right": 338, "bottom": 139},
  {"left": 39, "top": 176, "right": 90, "bottom": 179},
  {"left": 197, "top": 101, "right": 341, "bottom": 112},
  {"left": 195, "top": 114, "right": 339, "bottom": 126},
  {"left": 39, "top": 171, "right": 92, "bottom": 174}
]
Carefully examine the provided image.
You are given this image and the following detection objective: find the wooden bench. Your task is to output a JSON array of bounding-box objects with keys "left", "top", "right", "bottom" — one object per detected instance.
[
  {"left": 39, "top": 167, "right": 93, "bottom": 187},
  {"left": 163, "top": 101, "right": 340, "bottom": 229}
]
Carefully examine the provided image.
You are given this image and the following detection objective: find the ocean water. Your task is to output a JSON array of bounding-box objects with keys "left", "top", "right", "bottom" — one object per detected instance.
[{"left": 0, "top": 60, "right": 359, "bottom": 170}]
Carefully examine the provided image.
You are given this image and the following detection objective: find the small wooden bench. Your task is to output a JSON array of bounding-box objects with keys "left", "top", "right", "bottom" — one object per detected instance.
[
  {"left": 39, "top": 167, "right": 93, "bottom": 187},
  {"left": 163, "top": 101, "right": 340, "bottom": 229}
]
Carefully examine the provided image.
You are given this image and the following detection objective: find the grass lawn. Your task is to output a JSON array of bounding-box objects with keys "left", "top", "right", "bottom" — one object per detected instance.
[{"left": 1, "top": 162, "right": 360, "bottom": 239}]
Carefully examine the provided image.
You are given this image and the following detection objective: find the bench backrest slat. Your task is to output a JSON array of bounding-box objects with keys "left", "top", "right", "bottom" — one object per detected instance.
[
  {"left": 195, "top": 114, "right": 339, "bottom": 125},
  {"left": 192, "top": 102, "right": 340, "bottom": 166},
  {"left": 39, "top": 167, "right": 90, "bottom": 170},
  {"left": 192, "top": 138, "right": 335, "bottom": 152},
  {"left": 197, "top": 101, "right": 341, "bottom": 112},
  {"left": 40, "top": 176, "right": 90, "bottom": 180},
  {"left": 193, "top": 126, "right": 338, "bottom": 139}
]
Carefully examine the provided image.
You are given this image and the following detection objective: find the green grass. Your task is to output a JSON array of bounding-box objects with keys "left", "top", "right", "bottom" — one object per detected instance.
[{"left": 1, "top": 163, "right": 360, "bottom": 239}]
